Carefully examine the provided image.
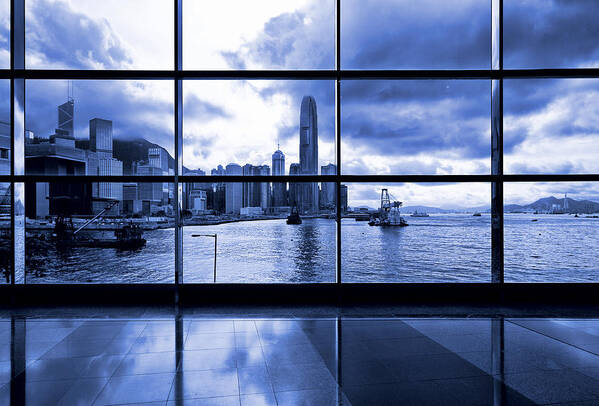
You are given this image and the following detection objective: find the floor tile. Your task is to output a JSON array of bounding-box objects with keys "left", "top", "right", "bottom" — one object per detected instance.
[
  {"left": 93, "top": 372, "right": 175, "bottom": 405},
  {"left": 113, "top": 352, "right": 178, "bottom": 376},
  {"left": 238, "top": 366, "right": 273, "bottom": 395},
  {"left": 168, "top": 369, "right": 239, "bottom": 400},
  {"left": 502, "top": 369, "right": 599, "bottom": 404}
]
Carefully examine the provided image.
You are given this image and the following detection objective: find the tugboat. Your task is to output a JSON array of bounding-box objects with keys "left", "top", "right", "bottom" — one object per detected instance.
[
  {"left": 286, "top": 205, "right": 302, "bottom": 225},
  {"left": 369, "top": 189, "right": 408, "bottom": 227},
  {"left": 52, "top": 200, "right": 146, "bottom": 249}
]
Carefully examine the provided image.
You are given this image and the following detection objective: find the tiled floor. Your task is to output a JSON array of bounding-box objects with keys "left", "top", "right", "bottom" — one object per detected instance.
[{"left": 1, "top": 315, "right": 599, "bottom": 405}]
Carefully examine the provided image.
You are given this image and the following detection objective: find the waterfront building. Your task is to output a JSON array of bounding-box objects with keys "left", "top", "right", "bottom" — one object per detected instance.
[
  {"left": 211, "top": 164, "right": 225, "bottom": 176},
  {"left": 289, "top": 163, "right": 301, "bottom": 209},
  {"left": 137, "top": 165, "right": 163, "bottom": 215},
  {"left": 0, "top": 121, "right": 10, "bottom": 175},
  {"left": 122, "top": 183, "right": 142, "bottom": 215},
  {"left": 299, "top": 96, "right": 319, "bottom": 214},
  {"left": 320, "top": 163, "right": 336, "bottom": 210},
  {"left": 189, "top": 189, "right": 208, "bottom": 214},
  {"left": 272, "top": 147, "right": 286, "bottom": 207},
  {"left": 89, "top": 119, "right": 122, "bottom": 215},
  {"left": 225, "top": 163, "right": 242, "bottom": 214},
  {"left": 24, "top": 103, "right": 91, "bottom": 218},
  {"left": 340, "top": 184, "right": 348, "bottom": 214}
]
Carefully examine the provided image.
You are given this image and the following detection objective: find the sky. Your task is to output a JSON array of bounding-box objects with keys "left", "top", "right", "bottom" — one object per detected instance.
[{"left": 1, "top": 0, "right": 599, "bottom": 209}]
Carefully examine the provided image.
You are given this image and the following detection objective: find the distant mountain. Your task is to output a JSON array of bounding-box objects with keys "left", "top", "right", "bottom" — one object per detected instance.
[
  {"left": 401, "top": 205, "right": 454, "bottom": 214},
  {"left": 505, "top": 196, "right": 599, "bottom": 214}
]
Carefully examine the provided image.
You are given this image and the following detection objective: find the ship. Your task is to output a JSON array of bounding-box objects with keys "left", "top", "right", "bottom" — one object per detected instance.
[
  {"left": 286, "top": 206, "right": 302, "bottom": 225},
  {"left": 51, "top": 200, "right": 146, "bottom": 250},
  {"left": 368, "top": 189, "right": 408, "bottom": 227},
  {"left": 411, "top": 210, "right": 429, "bottom": 217},
  {"left": 473, "top": 212, "right": 482, "bottom": 217}
]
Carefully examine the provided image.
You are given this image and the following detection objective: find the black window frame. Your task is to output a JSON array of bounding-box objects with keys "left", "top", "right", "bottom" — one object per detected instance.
[{"left": 2, "top": 0, "right": 599, "bottom": 286}]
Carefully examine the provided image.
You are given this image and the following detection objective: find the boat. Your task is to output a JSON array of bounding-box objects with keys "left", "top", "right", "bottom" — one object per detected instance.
[
  {"left": 286, "top": 206, "right": 302, "bottom": 225},
  {"left": 473, "top": 212, "right": 482, "bottom": 217},
  {"left": 369, "top": 189, "right": 408, "bottom": 227},
  {"left": 411, "top": 211, "right": 429, "bottom": 217},
  {"left": 51, "top": 200, "right": 146, "bottom": 250}
]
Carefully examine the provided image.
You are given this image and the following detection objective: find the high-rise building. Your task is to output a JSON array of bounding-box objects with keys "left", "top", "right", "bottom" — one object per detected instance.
[
  {"left": 272, "top": 147, "right": 286, "bottom": 207},
  {"left": 211, "top": 165, "right": 225, "bottom": 176},
  {"left": 320, "top": 163, "right": 336, "bottom": 210},
  {"left": 254, "top": 165, "right": 271, "bottom": 210},
  {"left": 225, "top": 163, "right": 242, "bottom": 214},
  {"left": 89, "top": 118, "right": 113, "bottom": 160},
  {"left": 299, "top": 96, "right": 319, "bottom": 213},
  {"left": 89, "top": 119, "right": 123, "bottom": 214},
  {"left": 58, "top": 99, "right": 74, "bottom": 138},
  {"left": 340, "top": 184, "right": 348, "bottom": 213},
  {"left": 148, "top": 147, "right": 169, "bottom": 174},
  {"left": 289, "top": 163, "right": 301, "bottom": 209}
]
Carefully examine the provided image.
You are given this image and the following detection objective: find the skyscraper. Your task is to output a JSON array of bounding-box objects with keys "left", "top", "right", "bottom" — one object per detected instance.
[
  {"left": 89, "top": 118, "right": 113, "bottom": 160},
  {"left": 148, "top": 147, "right": 169, "bottom": 174},
  {"left": 225, "top": 163, "right": 242, "bottom": 214},
  {"left": 272, "top": 146, "right": 286, "bottom": 207},
  {"left": 299, "top": 96, "right": 319, "bottom": 213},
  {"left": 89, "top": 118, "right": 123, "bottom": 214},
  {"left": 320, "top": 163, "right": 336, "bottom": 210},
  {"left": 289, "top": 163, "right": 301, "bottom": 209},
  {"left": 58, "top": 99, "right": 74, "bottom": 138}
]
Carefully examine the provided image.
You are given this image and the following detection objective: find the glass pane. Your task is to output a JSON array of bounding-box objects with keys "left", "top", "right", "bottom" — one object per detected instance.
[
  {"left": 183, "top": 182, "right": 336, "bottom": 283},
  {"left": 505, "top": 0, "right": 599, "bottom": 68},
  {"left": 0, "top": 183, "right": 9, "bottom": 284},
  {"left": 341, "top": 80, "right": 490, "bottom": 175},
  {"left": 1, "top": 80, "right": 8, "bottom": 284},
  {"left": 183, "top": 80, "right": 335, "bottom": 178},
  {"left": 505, "top": 182, "right": 599, "bottom": 282},
  {"left": 505, "top": 79, "right": 599, "bottom": 174},
  {"left": 183, "top": 0, "right": 335, "bottom": 70},
  {"left": 1, "top": 79, "right": 8, "bottom": 175},
  {"left": 341, "top": 0, "right": 491, "bottom": 69},
  {"left": 25, "top": 182, "right": 175, "bottom": 283},
  {"left": 342, "top": 183, "right": 490, "bottom": 282},
  {"left": 0, "top": 0, "right": 8, "bottom": 68},
  {"left": 25, "top": 80, "right": 174, "bottom": 176},
  {"left": 25, "top": 0, "right": 173, "bottom": 69}
]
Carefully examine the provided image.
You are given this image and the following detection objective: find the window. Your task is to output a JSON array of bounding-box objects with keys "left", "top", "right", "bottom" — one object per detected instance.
[{"left": 3, "top": 1, "right": 597, "bottom": 284}]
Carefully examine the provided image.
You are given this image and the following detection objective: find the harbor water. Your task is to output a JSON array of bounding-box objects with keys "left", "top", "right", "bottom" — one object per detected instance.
[{"left": 17, "top": 214, "right": 599, "bottom": 283}]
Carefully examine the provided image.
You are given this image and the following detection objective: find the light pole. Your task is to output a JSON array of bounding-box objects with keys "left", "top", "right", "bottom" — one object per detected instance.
[{"left": 191, "top": 234, "right": 217, "bottom": 282}]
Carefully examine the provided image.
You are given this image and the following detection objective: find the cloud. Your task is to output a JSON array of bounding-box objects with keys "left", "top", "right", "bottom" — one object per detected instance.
[
  {"left": 219, "top": 2, "right": 335, "bottom": 70},
  {"left": 504, "top": 0, "right": 599, "bottom": 68},
  {"left": 184, "top": 94, "right": 231, "bottom": 120},
  {"left": 25, "top": 80, "right": 174, "bottom": 154},
  {"left": 26, "top": 0, "right": 132, "bottom": 69},
  {"left": 342, "top": 0, "right": 490, "bottom": 69}
]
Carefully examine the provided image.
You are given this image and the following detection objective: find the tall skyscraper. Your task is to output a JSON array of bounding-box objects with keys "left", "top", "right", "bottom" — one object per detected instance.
[
  {"left": 272, "top": 146, "right": 286, "bottom": 207},
  {"left": 89, "top": 118, "right": 123, "bottom": 214},
  {"left": 89, "top": 118, "right": 113, "bottom": 160},
  {"left": 148, "top": 147, "right": 169, "bottom": 174},
  {"left": 320, "top": 163, "right": 336, "bottom": 209},
  {"left": 299, "top": 96, "right": 319, "bottom": 213},
  {"left": 58, "top": 99, "right": 74, "bottom": 138},
  {"left": 225, "top": 163, "right": 242, "bottom": 214},
  {"left": 289, "top": 163, "right": 301, "bottom": 209}
]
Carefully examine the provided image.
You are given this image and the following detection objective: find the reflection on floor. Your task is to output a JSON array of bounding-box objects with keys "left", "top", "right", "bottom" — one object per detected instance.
[{"left": 1, "top": 316, "right": 599, "bottom": 405}]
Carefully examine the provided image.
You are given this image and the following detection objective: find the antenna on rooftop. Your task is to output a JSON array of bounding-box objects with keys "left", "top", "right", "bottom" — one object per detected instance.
[{"left": 67, "top": 80, "right": 74, "bottom": 102}]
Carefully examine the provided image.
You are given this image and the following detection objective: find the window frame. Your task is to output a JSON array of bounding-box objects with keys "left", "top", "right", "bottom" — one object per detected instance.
[{"left": 2, "top": 0, "right": 599, "bottom": 286}]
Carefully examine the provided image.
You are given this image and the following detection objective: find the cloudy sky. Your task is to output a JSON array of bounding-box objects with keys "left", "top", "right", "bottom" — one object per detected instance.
[{"left": 1, "top": 0, "right": 599, "bottom": 209}]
